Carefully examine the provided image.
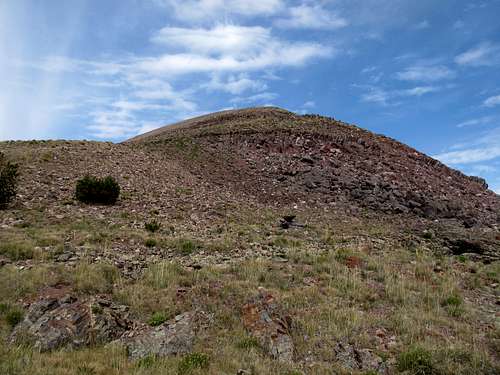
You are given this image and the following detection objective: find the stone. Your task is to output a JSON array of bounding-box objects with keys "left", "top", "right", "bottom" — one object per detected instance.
[
  {"left": 334, "top": 341, "right": 387, "bottom": 373},
  {"left": 10, "top": 287, "right": 132, "bottom": 352},
  {"left": 242, "top": 289, "right": 294, "bottom": 362},
  {"left": 122, "top": 311, "right": 209, "bottom": 359}
]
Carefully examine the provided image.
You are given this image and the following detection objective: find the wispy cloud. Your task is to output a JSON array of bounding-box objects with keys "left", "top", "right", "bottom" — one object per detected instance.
[
  {"left": 483, "top": 94, "right": 500, "bottom": 107},
  {"left": 414, "top": 20, "right": 430, "bottom": 30},
  {"left": 154, "top": 0, "right": 284, "bottom": 22},
  {"left": 230, "top": 92, "right": 278, "bottom": 104},
  {"left": 455, "top": 42, "right": 500, "bottom": 66},
  {"left": 434, "top": 127, "right": 500, "bottom": 164},
  {"left": 457, "top": 115, "right": 497, "bottom": 128},
  {"left": 358, "top": 84, "right": 441, "bottom": 105},
  {"left": 396, "top": 64, "right": 455, "bottom": 82},
  {"left": 274, "top": 4, "right": 348, "bottom": 30},
  {"left": 144, "top": 24, "right": 334, "bottom": 75},
  {"left": 203, "top": 74, "right": 267, "bottom": 95}
]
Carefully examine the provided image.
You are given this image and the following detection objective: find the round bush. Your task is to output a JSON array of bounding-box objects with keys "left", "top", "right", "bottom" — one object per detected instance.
[
  {"left": 75, "top": 175, "right": 120, "bottom": 205},
  {"left": 0, "top": 152, "right": 19, "bottom": 209}
]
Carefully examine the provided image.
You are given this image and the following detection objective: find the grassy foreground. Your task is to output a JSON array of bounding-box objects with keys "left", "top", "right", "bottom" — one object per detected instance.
[{"left": 0, "top": 206, "right": 499, "bottom": 374}]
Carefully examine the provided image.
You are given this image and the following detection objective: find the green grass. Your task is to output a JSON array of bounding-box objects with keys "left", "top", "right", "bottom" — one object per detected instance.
[
  {"left": 148, "top": 312, "right": 168, "bottom": 327},
  {"left": 177, "top": 353, "right": 209, "bottom": 375},
  {"left": 397, "top": 347, "right": 436, "bottom": 375}
]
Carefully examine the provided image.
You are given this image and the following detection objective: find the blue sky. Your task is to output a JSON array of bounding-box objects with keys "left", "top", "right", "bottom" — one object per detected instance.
[{"left": 1, "top": 1, "right": 500, "bottom": 191}]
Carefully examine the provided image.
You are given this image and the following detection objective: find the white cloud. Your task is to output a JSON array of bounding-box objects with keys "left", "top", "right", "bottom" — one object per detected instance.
[
  {"left": 434, "top": 127, "right": 500, "bottom": 165},
  {"left": 457, "top": 115, "right": 496, "bottom": 128},
  {"left": 145, "top": 25, "right": 333, "bottom": 75},
  {"left": 230, "top": 92, "right": 278, "bottom": 104},
  {"left": 303, "top": 100, "right": 316, "bottom": 108},
  {"left": 434, "top": 147, "right": 500, "bottom": 164},
  {"left": 483, "top": 94, "right": 500, "bottom": 107},
  {"left": 203, "top": 74, "right": 267, "bottom": 94},
  {"left": 274, "top": 4, "right": 348, "bottom": 30},
  {"left": 401, "top": 86, "right": 440, "bottom": 96},
  {"left": 455, "top": 42, "right": 500, "bottom": 66},
  {"left": 152, "top": 25, "right": 270, "bottom": 56},
  {"left": 155, "top": 0, "right": 284, "bottom": 22},
  {"left": 414, "top": 20, "right": 430, "bottom": 30},
  {"left": 359, "top": 85, "right": 440, "bottom": 105},
  {"left": 396, "top": 64, "right": 455, "bottom": 82}
]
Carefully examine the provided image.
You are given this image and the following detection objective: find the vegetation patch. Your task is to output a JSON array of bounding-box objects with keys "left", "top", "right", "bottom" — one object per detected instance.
[
  {"left": 397, "top": 346, "right": 436, "bottom": 375},
  {"left": 145, "top": 220, "right": 161, "bottom": 233},
  {"left": 148, "top": 312, "right": 168, "bottom": 327},
  {"left": 177, "top": 353, "right": 209, "bottom": 375},
  {"left": 75, "top": 175, "right": 120, "bottom": 205},
  {"left": 0, "top": 152, "right": 19, "bottom": 209}
]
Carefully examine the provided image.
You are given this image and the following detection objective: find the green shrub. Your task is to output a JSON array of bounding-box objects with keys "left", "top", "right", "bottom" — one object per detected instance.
[
  {"left": 178, "top": 353, "right": 209, "bottom": 374},
  {"left": 145, "top": 238, "right": 157, "bottom": 248},
  {"left": 441, "top": 294, "right": 464, "bottom": 317},
  {"left": 75, "top": 175, "right": 120, "bottom": 205},
  {"left": 0, "top": 153, "right": 19, "bottom": 209},
  {"left": 145, "top": 220, "right": 161, "bottom": 233},
  {"left": 5, "top": 308, "right": 23, "bottom": 328},
  {"left": 397, "top": 347, "right": 436, "bottom": 375},
  {"left": 175, "top": 238, "right": 200, "bottom": 255},
  {"left": 148, "top": 311, "right": 167, "bottom": 327}
]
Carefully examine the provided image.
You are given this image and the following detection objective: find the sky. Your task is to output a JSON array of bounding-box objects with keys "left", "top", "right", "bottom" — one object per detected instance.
[{"left": 1, "top": 1, "right": 500, "bottom": 192}]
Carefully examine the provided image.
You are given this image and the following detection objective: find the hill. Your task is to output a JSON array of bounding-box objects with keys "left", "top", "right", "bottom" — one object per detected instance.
[{"left": 0, "top": 108, "right": 498, "bottom": 374}]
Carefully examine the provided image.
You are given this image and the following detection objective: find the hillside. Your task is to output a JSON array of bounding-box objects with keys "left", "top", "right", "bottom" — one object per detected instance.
[{"left": 0, "top": 108, "right": 499, "bottom": 374}]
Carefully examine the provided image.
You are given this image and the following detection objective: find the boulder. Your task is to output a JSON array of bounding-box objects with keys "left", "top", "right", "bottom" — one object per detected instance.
[
  {"left": 10, "top": 287, "right": 132, "bottom": 352},
  {"left": 241, "top": 289, "right": 294, "bottom": 362},
  {"left": 334, "top": 341, "right": 387, "bottom": 373},
  {"left": 122, "top": 311, "right": 209, "bottom": 359}
]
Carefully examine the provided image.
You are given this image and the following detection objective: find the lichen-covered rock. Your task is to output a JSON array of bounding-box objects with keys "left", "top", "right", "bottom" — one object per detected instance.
[
  {"left": 334, "top": 341, "right": 387, "bottom": 374},
  {"left": 122, "top": 311, "right": 210, "bottom": 359},
  {"left": 10, "top": 287, "right": 131, "bottom": 352},
  {"left": 242, "top": 289, "right": 294, "bottom": 362}
]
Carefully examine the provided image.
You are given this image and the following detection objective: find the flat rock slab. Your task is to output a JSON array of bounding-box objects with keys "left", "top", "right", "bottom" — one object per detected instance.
[{"left": 242, "top": 289, "right": 294, "bottom": 362}]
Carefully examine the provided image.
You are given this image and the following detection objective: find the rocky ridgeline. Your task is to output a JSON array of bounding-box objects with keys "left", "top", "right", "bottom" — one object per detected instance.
[{"left": 131, "top": 107, "right": 499, "bottom": 240}]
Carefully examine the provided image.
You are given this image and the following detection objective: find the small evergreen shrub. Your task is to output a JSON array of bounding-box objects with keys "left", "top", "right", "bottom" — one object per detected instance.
[
  {"left": 145, "top": 238, "right": 157, "bottom": 248},
  {"left": 75, "top": 175, "right": 120, "bottom": 205},
  {"left": 145, "top": 220, "right": 161, "bottom": 233},
  {"left": 0, "top": 152, "right": 19, "bottom": 209},
  {"left": 5, "top": 308, "right": 23, "bottom": 328},
  {"left": 177, "top": 353, "right": 209, "bottom": 375}
]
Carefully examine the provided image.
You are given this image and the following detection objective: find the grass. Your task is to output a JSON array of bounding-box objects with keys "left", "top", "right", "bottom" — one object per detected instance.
[
  {"left": 177, "top": 353, "right": 209, "bottom": 374},
  {"left": 148, "top": 312, "right": 168, "bottom": 327},
  {"left": 397, "top": 347, "right": 436, "bottom": 375},
  {"left": 0, "top": 240, "right": 35, "bottom": 261},
  {"left": 0, "top": 206, "right": 498, "bottom": 374}
]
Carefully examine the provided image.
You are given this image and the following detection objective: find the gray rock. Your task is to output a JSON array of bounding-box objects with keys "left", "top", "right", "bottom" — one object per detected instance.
[
  {"left": 122, "top": 311, "right": 206, "bottom": 359},
  {"left": 10, "top": 288, "right": 131, "bottom": 352},
  {"left": 242, "top": 290, "right": 294, "bottom": 362},
  {"left": 334, "top": 341, "right": 387, "bottom": 373}
]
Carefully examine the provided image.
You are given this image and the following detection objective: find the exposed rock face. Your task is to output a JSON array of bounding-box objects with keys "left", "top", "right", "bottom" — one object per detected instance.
[
  {"left": 130, "top": 107, "right": 500, "bottom": 229},
  {"left": 334, "top": 341, "right": 387, "bottom": 374},
  {"left": 121, "top": 311, "right": 210, "bottom": 359},
  {"left": 242, "top": 289, "right": 294, "bottom": 362},
  {"left": 10, "top": 287, "right": 132, "bottom": 352}
]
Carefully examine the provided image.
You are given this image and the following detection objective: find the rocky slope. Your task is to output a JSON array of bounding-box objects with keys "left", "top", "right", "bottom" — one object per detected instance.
[
  {"left": 1, "top": 107, "right": 499, "bottom": 374},
  {"left": 128, "top": 107, "right": 498, "bottom": 226},
  {"left": 128, "top": 107, "right": 500, "bottom": 260}
]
